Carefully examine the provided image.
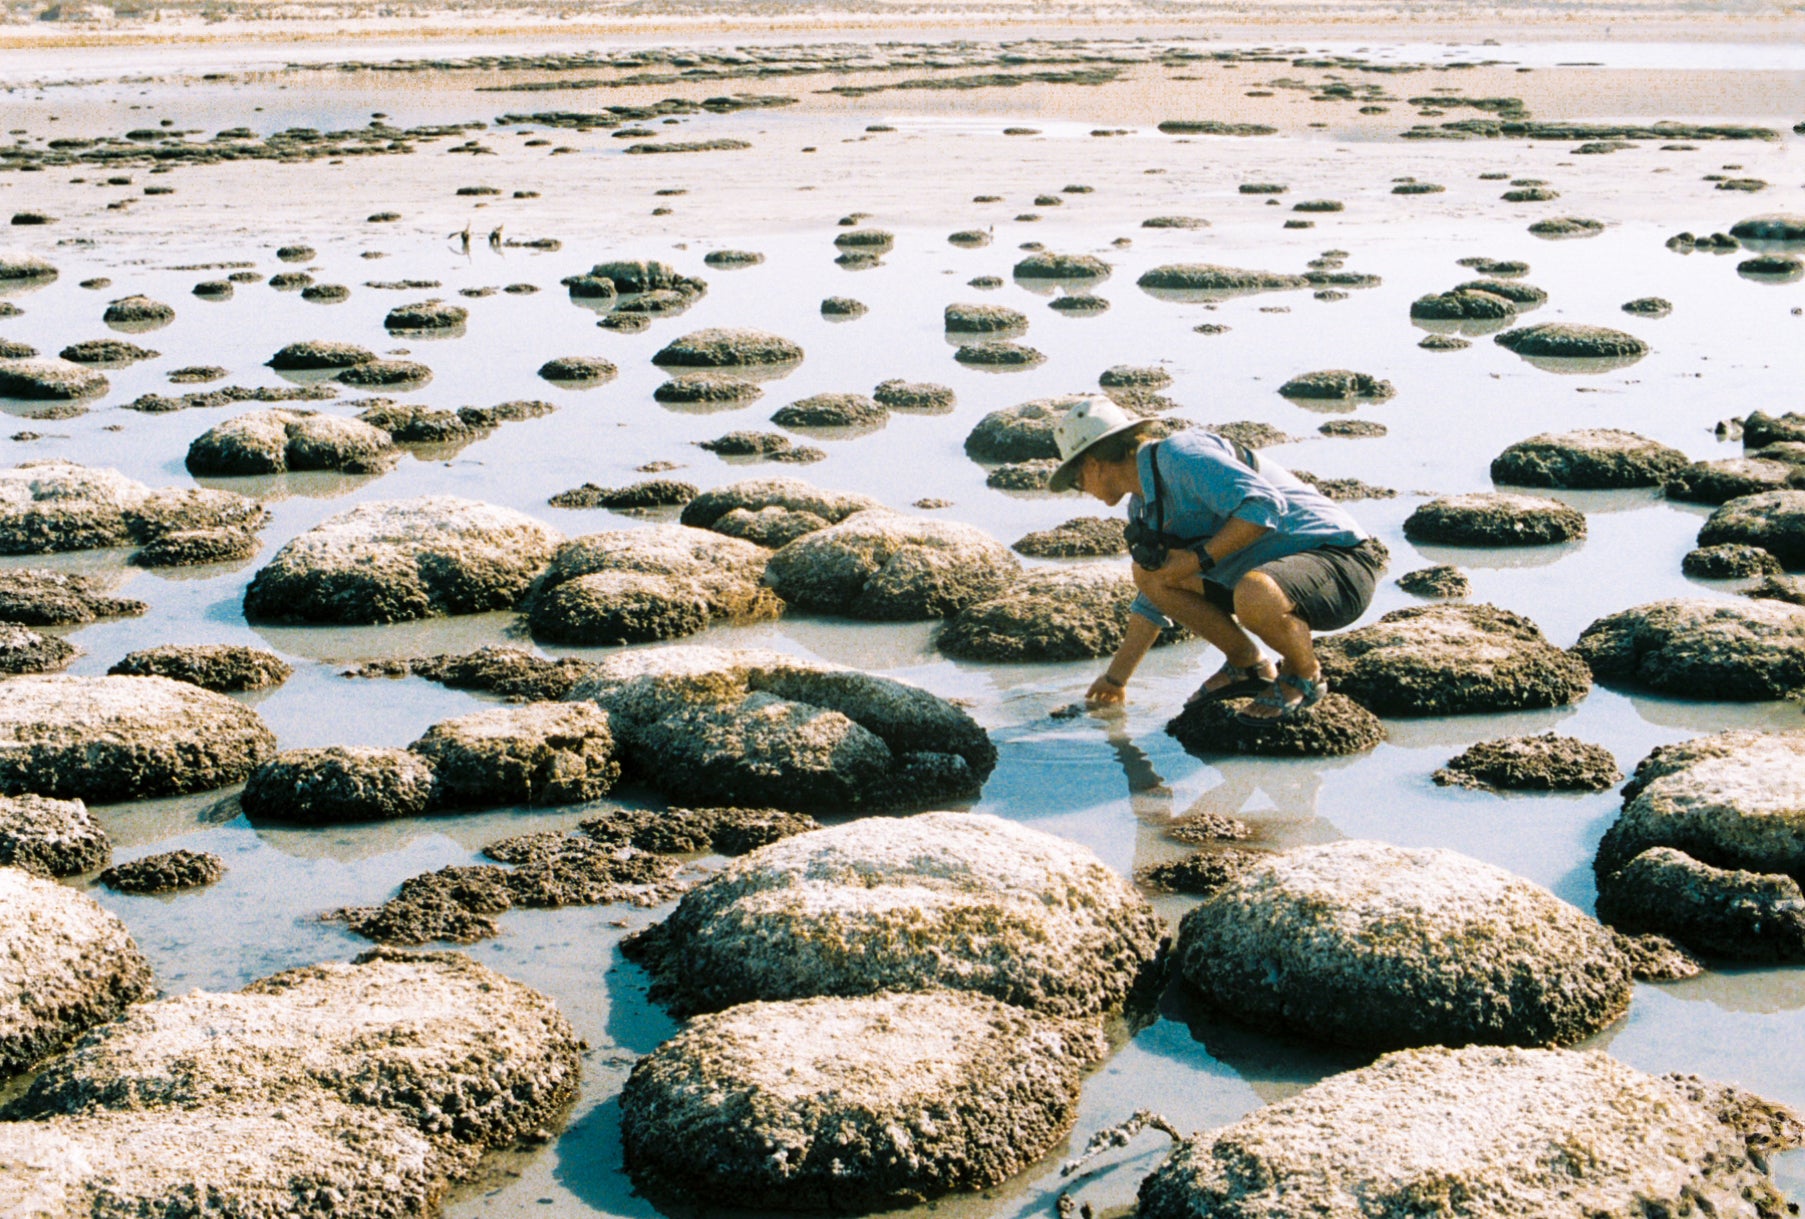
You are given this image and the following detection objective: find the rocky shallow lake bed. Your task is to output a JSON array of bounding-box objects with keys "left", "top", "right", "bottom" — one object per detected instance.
[{"left": 1, "top": 18, "right": 1804, "bottom": 1218}]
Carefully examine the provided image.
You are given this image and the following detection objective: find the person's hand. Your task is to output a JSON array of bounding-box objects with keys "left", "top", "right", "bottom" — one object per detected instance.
[{"left": 1086, "top": 675, "right": 1126, "bottom": 705}]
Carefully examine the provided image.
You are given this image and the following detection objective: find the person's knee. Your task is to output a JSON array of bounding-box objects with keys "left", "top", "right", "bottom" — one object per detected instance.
[{"left": 1233, "top": 573, "right": 1294, "bottom": 627}]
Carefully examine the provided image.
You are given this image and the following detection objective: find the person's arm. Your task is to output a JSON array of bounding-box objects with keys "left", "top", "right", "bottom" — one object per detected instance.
[
  {"left": 1087, "top": 612, "right": 1161, "bottom": 705},
  {"left": 1197, "top": 515, "right": 1273, "bottom": 566}
]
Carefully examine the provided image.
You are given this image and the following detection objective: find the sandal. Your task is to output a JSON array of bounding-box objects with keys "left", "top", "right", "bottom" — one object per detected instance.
[
  {"left": 1234, "top": 673, "right": 1329, "bottom": 726},
  {"left": 1186, "top": 657, "right": 1278, "bottom": 706}
]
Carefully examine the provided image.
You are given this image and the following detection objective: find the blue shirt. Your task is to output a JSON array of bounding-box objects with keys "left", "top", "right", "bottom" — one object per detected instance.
[{"left": 1127, "top": 431, "right": 1368, "bottom": 627}]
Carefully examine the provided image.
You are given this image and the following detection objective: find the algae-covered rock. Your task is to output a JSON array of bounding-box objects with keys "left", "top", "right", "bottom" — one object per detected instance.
[
  {"left": 1317, "top": 603, "right": 1592, "bottom": 715},
  {"left": 265, "top": 339, "right": 374, "bottom": 370},
  {"left": 1013, "top": 252, "right": 1109, "bottom": 280},
  {"left": 654, "top": 372, "right": 762, "bottom": 406},
  {"left": 570, "top": 646, "right": 995, "bottom": 814},
  {"left": 1494, "top": 322, "right": 1647, "bottom": 359},
  {"left": 1667, "top": 457, "right": 1804, "bottom": 505},
  {"left": 624, "top": 812, "right": 1160, "bottom": 1017},
  {"left": 621, "top": 992, "right": 1106, "bottom": 1211},
  {"left": 0, "top": 793, "right": 109, "bottom": 878},
  {"left": 409, "top": 702, "right": 620, "bottom": 809},
  {"left": 771, "top": 392, "right": 886, "bottom": 431},
  {"left": 652, "top": 328, "right": 803, "bottom": 368},
  {"left": 1137, "top": 264, "right": 1308, "bottom": 296},
  {"left": 1597, "top": 846, "right": 1805, "bottom": 961},
  {"left": 1167, "top": 693, "right": 1385, "bottom": 758},
  {"left": 107, "top": 643, "right": 291, "bottom": 692},
  {"left": 1433, "top": 733, "right": 1620, "bottom": 791},
  {"left": 185, "top": 408, "right": 397, "bottom": 476},
  {"left": 1572, "top": 597, "right": 1805, "bottom": 699},
  {"left": 1404, "top": 491, "right": 1585, "bottom": 545},
  {"left": 1491, "top": 428, "right": 1689, "bottom": 489},
  {"left": 0, "top": 675, "right": 275, "bottom": 801},
  {"left": 679, "top": 477, "right": 880, "bottom": 548},
  {"left": 872, "top": 379, "right": 954, "bottom": 413},
  {"left": 1697, "top": 490, "right": 1805, "bottom": 568},
  {"left": 938, "top": 566, "right": 1152, "bottom": 661},
  {"left": 244, "top": 496, "right": 561, "bottom": 624},
  {"left": 131, "top": 526, "right": 259, "bottom": 568},
  {"left": 240, "top": 745, "right": 437, "bottom": 824},
  {"left": 1396, "top": 564, "right": 1470, "bottom": 598},
  {"left": 944, "top": 302, "right": 1027, "bottom": 333},
  {"left": 764, "top": 513, "right": 1020, "bottom": 619},
  {"left": 1172, "top": 840, "right": 1630, "bottom": 1050},
  {"left": 1137, "top": 1045, "right": 1801, "bottom": 1219},
  {"left": 1012, "top": 516, "right": 1126, "bottom": 557},
  {"left": 1276, "top": 369, "right": 1394, "bottom": 401},
  {"left": 0, "top": 622, "right": 74, "bottom": 674},
  {"left": 527, "top": 524, "right": 778, "bottom": 645},
  {"left": 0, "top": 359, "right": 108, "bottom": 400},
  {"left": 99, "top": 848, "right": 224, "bottom": 894},
  {"left": 0, "top": 461, "right": 265, "bottom": 555},
  {"left": 1684, "top": 543, "right": 1783, "bottom": 579},
  {"left": 0, "top": 568, "right": 143, "bottom": 625},
  {"left": 383, "top": 299, "right": 466, "bottom": 331},
  {"left": 0, "top": 865, "right": 153, "bottom": 1076}
]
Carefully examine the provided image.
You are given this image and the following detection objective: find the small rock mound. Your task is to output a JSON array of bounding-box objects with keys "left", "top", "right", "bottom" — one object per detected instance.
[
  {"left": 0, "top": 793, "right": 109, "bottom": 877},
  {"left": 527, "top": 525, "right": 778, "bottom": 645},
  {"left": 1137, "top": 263, "right": 1308, "bottom": 296},
  {"left": 107, "top": 644, "right": 291, "bottom": 692},
  {"left": 1137, "top": 1045, "right": 1801, "bottom": 1219},
  {"left": 0, "top": 675, "right": 276, "bottom": 801},
  {"left": 1434, "top": 733, "right": 1621, "bottom": 791},
  {"left": 1172, "top": 841, "right": 1630, "bottom": 1049},
  {"left": 1013, "top": 252, "right": 1109, "bottom": 279},
  {"left": 1697, "top": 490, "right": 1805, "bottom": 568},
  {"left": 1405, "top": 491, "right": 1585, "bottom": 545},
  {"left": 101, "top": 294, "right": 174, "bottom": 328},
  {"left": 953, "top": 339, "right": 1045, "bottom": 368},
  {"left": 1494, "top": 322, "right": 1648, "bottom": 360},
  {"left": 265, "top": 340, "right": 374, "bottom": 370},
  {"left": 872, "top": 379, "right": 954, "bottom": 413},
  {"left": 1410, "top": 288, "right": 1516, "bottom": 320},
  {"left": 652, "top": 328, "right": 803, "bottom": 368},
  {"left": 654, "top": 372, "right": 761, "bottom": 406},
  {"left": 679, "top": 477, "right": 880, "bottom": 547},
  {"left": 185, "top": 408, "right": 397, "bottom": 476},
  {"left": 0, "top": 462, "right": 266, "bottom": 556},
  {"left": 0, "top": 568, "right": 143, "bottom": 625},
  {"left": 1012, "top": 516, "right": 1125, "bottom": 557},
  {"left": 537, "top": 355, "right": 618, "bottom": 384},
  {"left": 623, "top": 812, "right": 1160, "bottom": 1016},
  {"left": 965, "top": 397, "right": 1085, "bottom": 462},
  {"left": 241, "top": 746, "right": 436, "bottom": 824},
  {"left": 1572, "top": 597, "right": 1805, "bottom": 699},
  {"left": 131, "top": 527, "right": 259, "bottom": 568},
  {"left": 336, "top": 358, "right": 431, "bottom": 389},
  {"left": 0, "top": 622, "right": 74, "bottom": 674},
  {"left": 409, "top": 702, "right": 620, "bottom": 809},
  {"left": 771, "top": 391, "right": 886, "bottom": 431},
  {"left": 0, "top": 867, "right": 153, "bottom": 1075},
  {"left": 1684, "top": 543, "right": 1782, "bottom": 579},
  {"left": 1277, "top": 369, "right": 1395, "bottom": 401},
  {"left": 98, "top": 849, "right": 224, "bottom": 894},
  {"left": 938, "top": 566, "right": 1153, "bottom": 661},
  {"left": 1167, "top": 693, "right": 1385, "bottom": 758},
  {"left": 1491, "top": 429, "right": 1689, "bottom": 488},
  {"left": 1396, "top": 564, "right": 1470, "bottom": 598},
  {"left": 58, "top": 339, "right": 156, "bottom": 366},
  {"left": 764, "top": 513, "right": 1020, "bottom": 619},
  {"left": 0, "top": 360, "right": 109, "bottom": 400},
  {"left": 570, "top": 646, "right": 997, "bottom": 813},
  {"left": 1317, "top": 603, "right": 1592, "bottom": 715},
  {"left": 1666, "top": 457, "right": 1803, "bottom": 505},
  {"left": 244, "top": 496, "right": 562, "bottom": 624},
  {"left": 944, "top": 302, "right": 1027, "bottom": 333},
  {"left": 621, "top": 992, "right": 1106, "bottom": 1211}
]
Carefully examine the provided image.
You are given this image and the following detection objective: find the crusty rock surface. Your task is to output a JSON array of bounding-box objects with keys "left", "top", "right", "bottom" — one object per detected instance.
[
  {"left": 1697, "top": 490, "right": 1805, "bottom": 568},
  {"left": 240, "top": 745, "right": 437, "bottom": 824},
  {"left": 1434, "top": 733, "right": 1621, "bottom": 791},
  {"left": 244, "top": 496, "right": 562, "bottom": 624},
  {"left": 1396, "top": 564, "right": 1470, "bottom": 598},
  {"left": 1168, "top": 693, "right": 1385, "bottom": 758},
  {"left": 0, "top": 866, "right": 153, "bottom": 1076},
  {"left": 1317, "top": 604, "right": 1592, "bottom": 715},
  {"left": 764, "top": 513, "right": 1020, "bottom": 619},
  {"left": 1, "top": 950, "right": 582, "bottom": 1216},
  {"left": 1490, "top": 429, "right": 1690, "bottom": 488},
  {"left": 1276, "top": 369, "right": 1394, "bottom": 401},
  {"left": 0, "top": 622, "right": 74, "bottom": 674},
  {"left": 185, "top": 408, "right": 397, "bottom": 476},
  {"left": 1494, "top": 322, "right": 1648, "bottom": 360},
  {"left": 964, "top": 396, "right": 1083, "bottom": 462},
  {"left": 527, "top": 524, "right": 778, "bottom": 645},
  {"left": 1404, "top": 491, "right": 1586, "bottom": 545},
  {"left": 679, "top": 477, "right": 881, "bottom": 548},
  {"left": 130, "top": 525, "right": 260, "bottom": 568},
  {"left": 0, "top": 359, "right": 108, "bottom": 401},
  {"left": 624, "top": 812, "right": 1161, "bottom": 1017},
  {"left": 107, "top": 643, "right": 292, "bottom": 692},
  {"left": 1137, "top": 1045, "right": 1802, "bottom": 1219},
  {"left": 265, "top": 339, "right": 374, "bottom": 370},
  {"left": 1666, "top": 457, "right": 1803, "bottom": 505},
  {"left": 409, "top": 702, "right": 620, "bottom": 809},
  {"left": 621, "top": 992, "right": 1106, "bottom": 1210},
  {"left": 1597, "top": 846, "right": 1805, "bottom": 962},
  {"left": 570, "top": 646, "right": 996, "bottom": 813},
  {"left": 872, "top": 379, "right": 955, "bottom": 413},
  {"left": 938, "top": 566, "right": 1156, "bottom": 661},
  {"left": 0, "top": 461, "right": 266, "bottom": 555},
  {"left": 0, "top": 675, "right": 275, "bottom": 801},
  {"left": 98, "top": 848, "right": 224, "bottom": 894},
  {"left": 0, "top": 568, "right": 143, "bottom": 625},
  {"left": 770, "top": 392, "right": 886, "bottom": 431},
  {"left": 1173, "top": 841, "right": 1631, "bottom": 1049},
  {"left": 578, "top": 805, "right": 818, "bottom": 856},
  {"left": 408, "top": 645, "right": 592, "bottom": 703},
  {"left": 0, "top": 793, "right": 109, "bottom": 877},
  {"left": 1572, "top": 597, "right": 1805, "bottom": 699},
  {"left": 1012, "top": 516, "right": 1126, "bottom": 557},
  {"left": 1684, "top": 543, "right": 1783, "bottom": 579},
  {"left": 652, "top": 328, "right": 803, "bottom": 368}
]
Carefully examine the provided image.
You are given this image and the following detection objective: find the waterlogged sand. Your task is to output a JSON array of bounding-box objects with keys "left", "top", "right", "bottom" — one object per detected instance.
[{"left": 1, "top": 10, "right": 1804, "bottom": 1216}]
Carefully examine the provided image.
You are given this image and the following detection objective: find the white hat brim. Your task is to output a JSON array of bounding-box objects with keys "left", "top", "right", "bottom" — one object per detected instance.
[{"left": 1046, "top": 416, "right": 1157, "bottom": 492}]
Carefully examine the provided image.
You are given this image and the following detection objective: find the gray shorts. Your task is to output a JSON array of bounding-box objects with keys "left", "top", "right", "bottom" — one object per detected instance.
[{"left": 1205, "top": 538, "right": 1387, "bottom": 631}]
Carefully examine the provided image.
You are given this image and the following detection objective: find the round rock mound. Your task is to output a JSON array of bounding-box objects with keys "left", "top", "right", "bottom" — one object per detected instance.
[
  {"left": 1697, "top": 490, "right": 1805, "bottom": 569},
  {"left": 1433, "top": 733, "right": 1621, "bottom": 791},
  {"left": 679, "top": 477, "right": 881, "bottom": 548},
  {"left": 1572, "top": 597, "right": 1805, "bottom": 700},
  {"left": 408, "top": 702, "right": 620, "bottom": 809},
  {"left": 241, "top": 745, "right": 436, "bottom": 824},
  {"left": 1494, "top": 322, "right": 1647, "bottom": 363},
  {"left": 1167, "top": 693, "right": 1385, "bottom": 758},
  {"left": 938, "top": 566, "right": 1154, "bottom": 661},
  {"left": 107, "top": 644, "right": 292, "bottom": 692},
  {"left": 1317, "top": 603, "right": 1592, "bottom": 715},
  {"left": 0, "top": 461, "right": 265, "bottom": 556},
  {"left": 1172, "top": 840, "right": 1631, "bottom": 1049},
  {"left": 0, "top": 866, "right": 153, "bottom": 1075},
  {"left": 1137, "top": 1045, "right": 1801, "bottom": 1219},
  {"left": 0, "top": 674, "right": 276, "bottom": 801},
  {"left": 621, "top": 992, "right": 1106, "bottom": 1210},
  {"left": 570, "top": 646, "right": 997, "bottom": 814},
  {"left": 1404, "top": 492, "right": 1585, "bottom": 546},
  {"left": 623, "top": 812, "right": 1162, "bottom": 1016},
  {"left": 1277, "top": 369, "right": 1395, "bottom": 402},
  {"left": 185, "top": 409, "right": 397, "bottom": 476},
  {"left": 1490, "top": 429, "right": 1689, "bottom": 489},
  {"left": 652, "top": 328, "right": 803, "bottom": 369},
  {"left": 243, "top": 496, "right": 562, "bottom": 624},
  {"left": 0, "top": 792, "right": 110, "bottom": 877},
  {"left": 764, "top": 513, "right": 1020, "bottom": 620}
]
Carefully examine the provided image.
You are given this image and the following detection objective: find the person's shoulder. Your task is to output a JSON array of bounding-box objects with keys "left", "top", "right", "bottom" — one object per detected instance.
[{"left": 1160, "top": 428, "right": 1233, "bottom": 463}]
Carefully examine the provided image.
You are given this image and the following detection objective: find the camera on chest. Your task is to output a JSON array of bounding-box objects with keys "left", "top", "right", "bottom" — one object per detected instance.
[{"left": 1123, "top": 519, "right": 1173, "bottom": 571}]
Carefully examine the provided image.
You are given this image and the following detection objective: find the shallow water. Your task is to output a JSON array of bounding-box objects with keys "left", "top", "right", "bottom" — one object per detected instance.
[{"left": 1, "top": 32, "right": 1803, "bottom": 1216}]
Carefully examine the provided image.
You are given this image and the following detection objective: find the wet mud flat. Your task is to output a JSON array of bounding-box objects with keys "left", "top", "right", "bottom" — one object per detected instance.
[{"left": 0, "top": 19, "right": 1804, "bottom": 1219}]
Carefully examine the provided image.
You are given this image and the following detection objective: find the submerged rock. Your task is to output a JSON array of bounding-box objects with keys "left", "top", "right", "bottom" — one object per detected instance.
[
  {"left": 1137, "top": 1045, "right": 1800, "bottom": 1219},
  {"left": 107, "top": 644, "right": 292, "bottom": 692},
  {"left": 244, "top": 496, "right": 561, "bottom": 624},
  {"left": 621, "top": 992, "right": 1105, "bottom": 1210},
  {"left": 1572, "top": 597, "right": 1805, "bottom": 699},
  {"left": 98, "top": 848, "right": 224, "bottom": 894},
  {"left": 1167, "top": 693, "right": 1385, "bottom": 758},
  {"left": 1173, "top": 840, "right": 1630, "bottom": 1049},
  {"left": 764, "top": 513, "right": 1019, "bottom": 619},
  {"left": 570, "top": 646, "right": 995, "bottom": 814},
  {"left": 0, "top": 675, "right": 275, "bottom": 801},
  {"left": 0, "top": 793, "right": 109, "bottom": 878},
  {"left": 938, "top": 566, "right": 1154, "bottom": 661},
  {"left": 1491, "top": 428, "right": 1689, "bottom": 488},
  {"left": 1433, "top": 733, "right": 1620, "bottom": 791},
  {"left": 241, "top": 745, "right": 437, "bottom": 824},
  {"left": 185, "top": 408, "right": 397, "bottom": 475},
  {"left": 577, "top": 805, "right": 818, "bottom": 856},
  {"left": 0, "top": 866, "right": 152, "bottom": 1075},
  {"left": 1316, "top": 603, "right": 1592, "bottom": 715},
  {"left": 624, "top": 812, "right": 1159, "bottom": 1017},
  {"left": 527, "top": 525, "right": 778, "bottom": 645},
  {"left": 0, "top": 461, "right": 266, "bottom": 556},
  {"left": 0, "top": 568, "right": 143, "bottom": 625},
  {"left": 1697, "top": 490, "right": 1805, "bottom": 568},
  {"left": 409, "top": 702, "right": 620, "bottom": 809},
  {"left": 1404, "top": 491, "right": 1585, "bottom": 545},
  {"left": 131, "top": 526, "right": 259, "bottom": 568}
]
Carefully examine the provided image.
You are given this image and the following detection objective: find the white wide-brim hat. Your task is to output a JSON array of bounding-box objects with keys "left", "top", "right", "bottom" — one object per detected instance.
[{"left": 1046, "top": 395, "right": 1156, "bottom": 493}]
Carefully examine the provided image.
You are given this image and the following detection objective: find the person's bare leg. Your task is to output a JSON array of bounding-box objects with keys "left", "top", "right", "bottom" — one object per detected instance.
[
  {"left": 1231, "top": 572, "right": 1321, "bottom": 717},
  {"left": 1132, "top": 564, "right": 1273, "bottom": 689}
]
